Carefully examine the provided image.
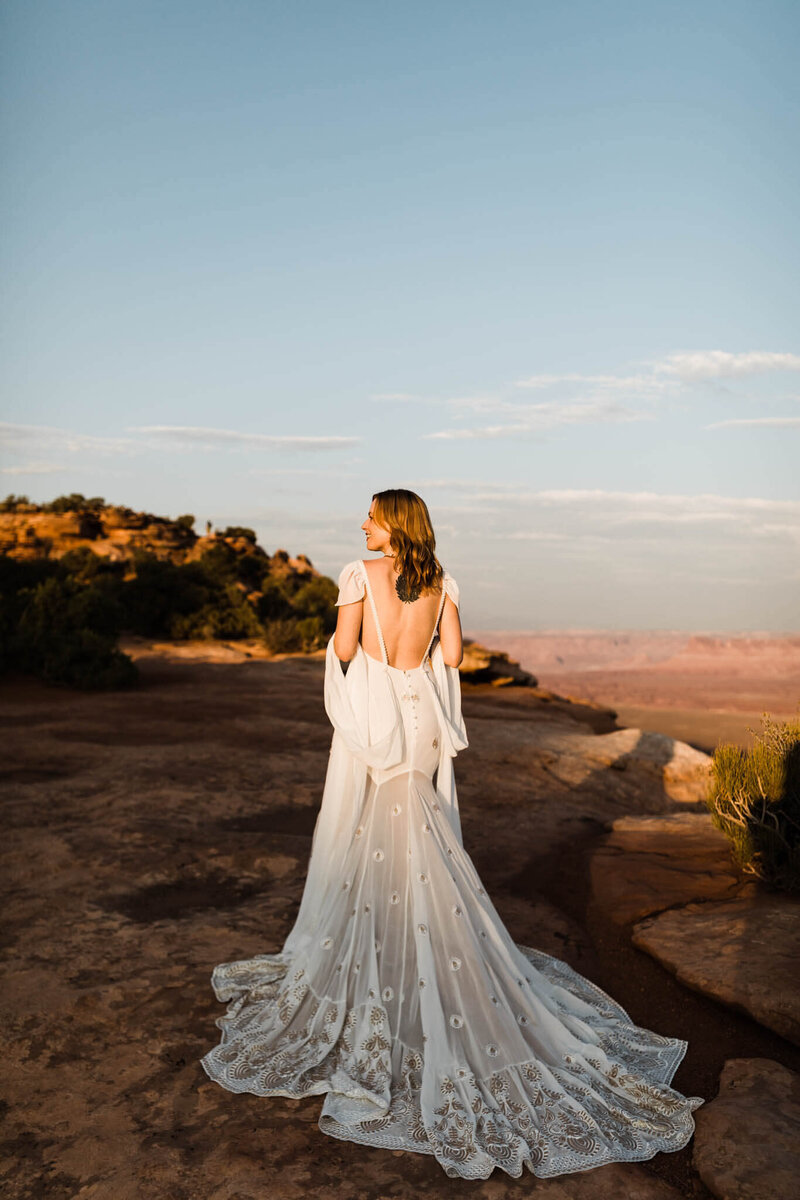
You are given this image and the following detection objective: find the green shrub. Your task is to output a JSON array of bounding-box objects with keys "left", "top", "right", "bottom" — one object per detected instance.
[
  {"left": 296, "top": 614, "right": 327, "bottom": 650},
  {"left": 42, "top": 493, "right": 106, "bottom": 513},
  {"left": 0, "top": 493, "right": 30, "bottom": 511},
  {"left": 59, "top": 546, "right": 126, "bottom": 584},
  {"left": 121, "top": 554, "right": 212, "bottom": 636},
  {"left": 292, "top": 576, "right": 338, "bottom": 631},
  {"left": 262, "top": 618, "right": 304, "bottom": 653},
  {"left": 705, "top": 712, "right": 800, "bottom": 892},
  {"left": 31, "top": 626, "right": 138, "bottom": 690},
  {"left": 221, "top": 525, "right": 257, "bottom": 542},
  {"left": 168, "top": 583, "right": 262, "bottom": 641},
  {"left": 256, "top": 578, "right": 295, "bottom": 623},
  {"left": 195, "top": 541, "right": 242, "bottom": 586},
  {"left": 14, "top": 575, "right": 137, "bottom": 690}
]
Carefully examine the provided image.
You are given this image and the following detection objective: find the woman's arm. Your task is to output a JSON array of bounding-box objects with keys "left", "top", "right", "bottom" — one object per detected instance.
[
  {"left": 438, "top": 592, "right": 463, "bottom": 668},
  {"left": 333, "top": 598, "right": 363, "bottom": 662}
]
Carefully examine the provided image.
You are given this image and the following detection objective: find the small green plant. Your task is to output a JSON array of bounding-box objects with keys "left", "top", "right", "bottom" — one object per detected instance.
[{"left": 705, "top": 711, "right": 800, "bottom": 892}]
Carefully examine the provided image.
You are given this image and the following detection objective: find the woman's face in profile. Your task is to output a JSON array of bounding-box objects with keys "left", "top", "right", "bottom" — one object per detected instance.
[{"left": 361, "top": 502, "right": 392, "bottom": 556}]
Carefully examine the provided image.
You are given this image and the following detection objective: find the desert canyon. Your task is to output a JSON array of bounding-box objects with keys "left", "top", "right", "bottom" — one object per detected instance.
[{"left": 2, "top": 502, "right": 799, "bottom": 1199}]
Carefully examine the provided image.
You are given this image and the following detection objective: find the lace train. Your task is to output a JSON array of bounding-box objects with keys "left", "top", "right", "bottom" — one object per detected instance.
[
  {"left": 201, "top": 608, "right": 704, "bottom": 1179},
  {"left": 201, "top": 944, "right": 703, "bottom": 1180}
]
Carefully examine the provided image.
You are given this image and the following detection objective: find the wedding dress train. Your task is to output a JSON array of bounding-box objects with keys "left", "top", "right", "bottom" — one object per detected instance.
[{"left": 200, "top": 559, "right": 704, "bottom": 1180}]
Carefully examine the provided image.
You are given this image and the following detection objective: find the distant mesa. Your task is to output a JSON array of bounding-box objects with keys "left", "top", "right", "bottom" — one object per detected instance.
[{"left": 0, "top": 496, "right": 317, "bottom": 580}]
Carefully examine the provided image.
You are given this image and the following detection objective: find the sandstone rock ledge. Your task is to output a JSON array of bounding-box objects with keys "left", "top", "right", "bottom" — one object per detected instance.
[
  {"left": 591, "top": 812, "right": 751, "bottom": 926},
  {"left": 632, "top": 895, "right": 800, "bottom": 1047},
  {"left": 591, "top": 809, "right": 800, "bottom": 1047},
  {"left": 692, "top": 1058, "right": 800, "bottom": 1200},
  {"left": 460, "top": 639, "right": 539, "bottom": 686}
]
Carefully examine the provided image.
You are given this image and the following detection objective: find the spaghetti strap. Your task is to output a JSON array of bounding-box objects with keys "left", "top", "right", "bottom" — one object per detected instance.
[
  {"left": 421, "top": 577, "right": 447, "bottom": 668},
  {"left": 361, "top": 561, "right": 389, "bottom": 666}
]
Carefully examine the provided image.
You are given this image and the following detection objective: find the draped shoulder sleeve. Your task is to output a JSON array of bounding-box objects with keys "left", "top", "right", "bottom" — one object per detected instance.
[
  {"left": 442, "top": 570, "right": 460, "bottom": 609},
  {"left": 335, "top": 559, "right": 366, "bottom": 607}
]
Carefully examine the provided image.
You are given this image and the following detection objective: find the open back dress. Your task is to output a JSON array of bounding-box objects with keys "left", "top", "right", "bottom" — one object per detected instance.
[{"left": 200, "top": 558, "right": 704, "bottom": 1180}]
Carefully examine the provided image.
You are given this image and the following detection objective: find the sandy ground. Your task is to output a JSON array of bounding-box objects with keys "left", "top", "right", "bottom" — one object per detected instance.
[{"left": 3, "top": 648, "right": 799, "bottom": 1199}]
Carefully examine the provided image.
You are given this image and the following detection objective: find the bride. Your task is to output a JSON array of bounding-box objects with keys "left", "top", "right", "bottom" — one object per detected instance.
[{"left": 201, "top": 488, "right": 705, "bottom": 1180}]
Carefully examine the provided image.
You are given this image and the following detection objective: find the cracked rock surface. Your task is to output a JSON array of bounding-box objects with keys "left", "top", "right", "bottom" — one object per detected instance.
[{"left": 692, "top": 1058, "right": 800, "bottom": 1200}]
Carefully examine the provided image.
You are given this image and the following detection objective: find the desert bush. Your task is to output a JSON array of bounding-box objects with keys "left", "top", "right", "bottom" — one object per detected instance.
[
  {"left": 169, "top": 583, "right": 262, "bottom": 641},
  {"left": 42, "top": 493, "right": 106, "bottom": 513},
  {"left": 292, "top": 576, "right": 338, "bottom": 630},
  {"left": 195, "top": 541, "right": 242, "bottom": 586},
  {"left": 262, "top": 618, "right": 304, "bottom": 653},
  {"left": 121, "top": 554, "right": 211, "bottom": 637},
  {"left": 14, "top": 575, "right": 137, "bottom": 689},
  {"left": 296, "top": 615, "right": 327, "bottom": 650},
  {"left": 0, "top": 556, "right": 63, "bottom": 675},
  {"left": 60, "top": 546, "right": 126, "bottom": 584},
  {"left": 705, "top": 712, "right": 800, "bottom": 892},
  {"left": 0, "top": 493, "right": 31, "bottom": 511},
  {"left": 221, "top": 525, "right": 257, "bottom": 542},
  {"left": 256, "top": 578, "right": 295, "bottom": 623},
  {"left": 234, "top": 551, "right": 268, "bottom": 590}
]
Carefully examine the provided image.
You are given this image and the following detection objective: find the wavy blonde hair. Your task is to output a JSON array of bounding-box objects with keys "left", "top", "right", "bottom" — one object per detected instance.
[{"left": 372, "top": 489, "right": 443, "bottom": 595}]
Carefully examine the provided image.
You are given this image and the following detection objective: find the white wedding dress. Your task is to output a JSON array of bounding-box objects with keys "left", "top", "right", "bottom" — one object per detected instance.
[{"left": 201, "top": 559, "right": 704, "bottom": 1180}]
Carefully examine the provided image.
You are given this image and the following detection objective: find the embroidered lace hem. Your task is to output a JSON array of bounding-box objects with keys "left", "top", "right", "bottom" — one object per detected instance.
[{"left": 200, "top": 943, "right": 705, "bottom": 1180}]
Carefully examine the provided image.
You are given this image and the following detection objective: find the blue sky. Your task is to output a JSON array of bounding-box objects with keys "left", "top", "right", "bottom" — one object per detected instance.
[{"left": 1, "top": 0, "right": 798, "bottom": 632}]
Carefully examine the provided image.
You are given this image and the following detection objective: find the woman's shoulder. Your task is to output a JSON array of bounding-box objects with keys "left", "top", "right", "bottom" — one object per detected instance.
[{"left": 335, "top": 559, "right": 367, "bottom": 605}]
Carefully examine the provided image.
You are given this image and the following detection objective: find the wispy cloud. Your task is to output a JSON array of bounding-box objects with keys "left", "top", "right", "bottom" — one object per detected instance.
[
  {"left": 705, "top": 416, "right": 800, "bottom": 429},
  {"left": 514, "top": 372, "right": 673, "bottom": 399},
  {"left": 423, "top": 400, "right": 652, "bottom": 439},
  {"left": 0, "top": 422, "right": 138, "bottom": 455},
  {"left": 0, "top": 421, "right": 361, "bottom": 461},
  {"left": 127, "top": 425, "right": 361, "bottom": 450},
  {"left": 422, "top": 483, "right": 800, "bottom": 544},
  {"left": 370, "top": 392, "right": 441, "bottom": 404},
  {"left": 502, "top": 487, "right": 800, "bottom": 517},
  {"left": 653, "top": 350, "right": 800, "bottom": 381},
  {"left": 0, "top": 461, "right": 67, "bottom": 475},
  {"left": 398, "top": 348, "right": 800, "bottom": 441}
]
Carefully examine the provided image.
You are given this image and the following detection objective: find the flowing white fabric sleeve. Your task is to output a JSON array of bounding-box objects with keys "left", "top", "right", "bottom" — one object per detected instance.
[
  {"left": 443, "top": 571, "right": 460, "bottom": 609},
  {"left": 335, "top": 560, "right": 366, "bottom": 606}
]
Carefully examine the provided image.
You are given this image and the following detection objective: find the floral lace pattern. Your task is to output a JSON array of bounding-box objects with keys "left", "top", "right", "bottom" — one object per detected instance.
[
  {"left": 202, "top": 598, "right": 704, "bottom": 1180},
  {"left": 202, "top": 943, "right": 704, "bottom": 1180}
]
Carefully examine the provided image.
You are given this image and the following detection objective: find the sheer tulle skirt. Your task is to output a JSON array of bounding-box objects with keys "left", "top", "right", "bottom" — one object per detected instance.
[{"left": 201, "top": 664, "right": 704, "bottom": 1180}]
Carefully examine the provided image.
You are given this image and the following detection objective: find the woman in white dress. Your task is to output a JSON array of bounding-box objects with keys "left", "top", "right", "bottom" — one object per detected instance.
[{"left": 201, "top": 488, "right": 704, "bottom": 1180}]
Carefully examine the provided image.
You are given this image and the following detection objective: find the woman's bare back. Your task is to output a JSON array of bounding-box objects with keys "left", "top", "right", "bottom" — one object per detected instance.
[{"left": 360, "top": 557, "right": 444, "bottom": 670}]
